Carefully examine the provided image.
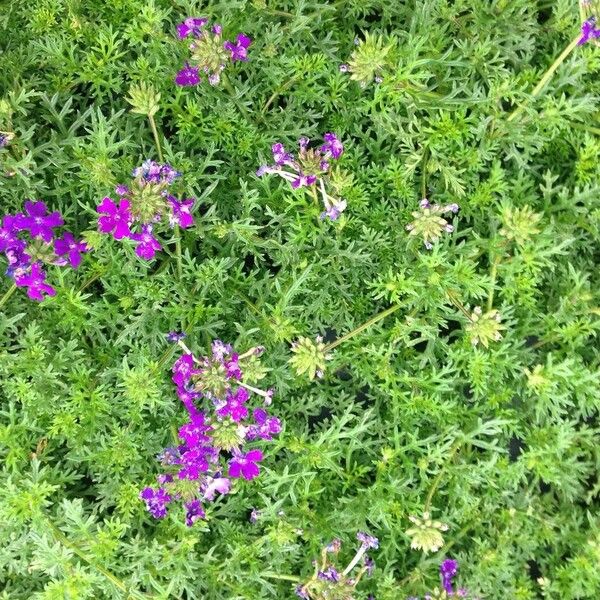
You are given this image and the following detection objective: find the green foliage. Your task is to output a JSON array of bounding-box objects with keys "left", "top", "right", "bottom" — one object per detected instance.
[{"left": 1, "top": 0, "right": 600, "bottom": 599}]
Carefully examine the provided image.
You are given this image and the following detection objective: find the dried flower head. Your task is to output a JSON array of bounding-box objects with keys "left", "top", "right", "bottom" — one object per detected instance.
[
  {"left": 175, "top": 17, "right": 251, "bottom": 87},
  {"left": 343, "top": 32, "right": 392, "bottom": 87},
  {"left": 289, "top": 336, "right": 332, "bottom": 380},
  {"left": 465, "top": 307, "right": 505, "bottom": 348},
  {"left": 499, "top": 205, "right": 542, "bottom": 246},
  {"left": 406, "top": 199, "right": 459, "bottom": 249},
  {"left": 126, "top": 82, "right": 161, "bottom": 117},
  {"left": 406, "top": 512, "right": 449, "bottom": 554}
]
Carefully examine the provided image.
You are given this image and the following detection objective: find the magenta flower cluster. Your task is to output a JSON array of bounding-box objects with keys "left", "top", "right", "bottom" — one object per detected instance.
[
  {"left": 175, "top": 17, "right": 251, "bottom": 87},
  {"left": 140, "top": 338, "right": 280, "bottom": 526},
  {"left": 0, "top": 201, "right": 88, "bottom": 301},
  {"left": 579, "top": 17, "right": 600, "bottom": 45},
  {"left": 96, "top": 160, "right": 194, "bottom": 260},
  {"left": 257, "top": 133, "right": 348, "bottom": 221}
]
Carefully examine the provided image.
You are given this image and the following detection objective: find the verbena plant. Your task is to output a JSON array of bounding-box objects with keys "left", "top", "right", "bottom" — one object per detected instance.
[{"left": 1, "top": 0, "right": 600, "bottom": 598}]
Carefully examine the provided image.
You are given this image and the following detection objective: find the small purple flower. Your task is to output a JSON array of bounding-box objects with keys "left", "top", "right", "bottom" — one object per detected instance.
[
  {"left": 326, "top": 538, "right": 342, "bottom": 553},
  {"left": 216, "top": 387, "right": 250, "bottom": 422},
  {"left": 339, "top": 63, "right": 349, "bottom": 73},
  {"left": 140, "top": 487, "right": 172, "bottom": 519},
  {"left": 176, "top": 63, "right": 201, "bottom": 86},
  {"left": 224, "top": 33, "right": 251, "bottom": 61},
  {"left": 14, "top": 263, "right": 56, "bottom": 301},
  {"left": 364, "top": 556, "right": 375, "bottom": 576},
  {"left": 177, "top": 17, "right": 207, "bottom": 39},
  {"left": 168, "top": 196, "right": 194, "bottom": 228},
  {"left": 166, "top": 331, "right": 186, "bottom": 343},
  {"left": 295, "top": 585, "right": 310, "bottom": 600},
  {"left": 184, "top": 499, "right": 205, "bottom": 526},
  {"left": 321, "top": 133, "right": 344, "bottom": 159},
  {"left": 317, "top": 567, "right": 340, "bottom": 582},
  {"left": 250, "top": 508, "right": 261, "bottom": 523},
  {"left": 292, "top": 173, "right": 317, "bottom": 189},
  {"left": 14, "top": 201, "right": 64, "bottom": 243},
  {"left": 172, "top": 353, "right": 197, "bottom": 387},
  {"left": 440, "top": 559, "right": 458, "bottom": 593},
  {"left": 131, "top": 225, "right": 162, "bottom": 260},
  {"left": 579, "top": 17, "right": 600, "bottom": 45},
  {"left": 357, "top": 531, "right": 379, "bottom": 550},
  {"left": 229, "top": 449, "right": 263, "bottom": 480},
  {"left": 247, "top": 408, "right": 281, "bottom": 440},
  {"left": 272, "top": 143, "right": 293, "bottom": 166},
  {"left": 54, "top": 232, "right": 88, "bottom": 269},
  {"left": 115, "top": 184, "right": 129, "bottom": 196},
  {"left": 0, "top": 215, "right": 19, "bottom": 252},
  {"left": 97, "top": 197, "right": 132, "bottom": 240}
]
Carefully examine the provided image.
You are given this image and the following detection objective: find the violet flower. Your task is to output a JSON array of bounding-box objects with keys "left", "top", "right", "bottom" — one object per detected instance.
[
  {"left": 440, "top": 558, "right": 458, "bottom": 593},
  {"left": 14, "top": 262, "right": 56, "bottom": 301},
  {"left": 140, "top": 339, "right": 279, "bottom": 526},
  {"left": 54, "top": 232, "right": 88, "bottom": 268},
  {"left": 257, "top": 133, "right": 348, "bottom": 221},
  {"left": 579, "top": 17, "right": 600, "bottom": 45},
  {"left": 175, "top": 17, "right": 251, "bottom": 87},
  {"left": 14, "top": 201, "right": 63, "bottom": 243},
  {"left": 96, "top": 160, "right": 195, "bottom": 261}
]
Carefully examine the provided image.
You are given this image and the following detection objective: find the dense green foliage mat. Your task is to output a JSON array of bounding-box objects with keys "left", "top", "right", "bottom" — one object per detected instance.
[{"left": 1, "top": 0, "right": 600, "bottom": 598}]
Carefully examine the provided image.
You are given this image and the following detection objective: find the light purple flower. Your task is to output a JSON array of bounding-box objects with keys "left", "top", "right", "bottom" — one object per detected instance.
[
  {"left": 177, "top": 17, "right": 207, "bottom": 39},
  {"left": 224, "top": 33, "right": 251, "bottom": 62},
  {"left": 295, "top": 585, "right": 310, "bottom": 599},
  {"left": 14, "top": 201, "right": 63, "bottom": 243},
  {"left": 176, "top": 63, "right": 201, "bottom": 86},
  {"left": 54, "top": 232, "right": 88, "bottom": 268},
  {"left": 14, "top": 263, "right": 56, "bottom": 301},
  {"left": 440, "top": 559, "right": 458, "bottom": 593},
  {"left": 321, "top": 132, "right": 344, "bottom": 159},
  {"left": 172, "top": 353, "right": 197, "bottom": 387},
  {"left": 250, "top": 508, "right": 261, "bottom": 523},
  {"left": 168, "top": 196, "right": 194, "bottom": 228},
  {"left": 579, "top": 17, "right": 600, "bottom": 45},
  {"left": 97, "top": 197, "right": 132, "bottom": 240},
  {"left": 202, "top": 476, "right": 231, "bottom": 501},
  {"left": 166, "top": 331, "right": 186, "bottom": 343},
  {"left": 317, "top": 567, "right": 340, "bottom": 582},
  {"left": 229, "top": 449, "right": 263, "bottom": 480},
  {"left": 357, "top": 531, "right": 379, "bottom": 550},
  {"left": 184, "top": 499, "right": 205, "bottom": 526}
]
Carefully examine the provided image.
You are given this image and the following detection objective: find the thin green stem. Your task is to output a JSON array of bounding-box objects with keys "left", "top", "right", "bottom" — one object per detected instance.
[
  {"left": 323, "top": 304, "right": 402, "bottom": 352},
  {"left": 487, "top": 257, "right": 499, "bottom": 311},
  {"left": 174, "top": 224, "right": 183, "bottom": 280},
  {"left": 261, "top": 572, "right": 301, "bottom": 582},
  {"left": 148, "top": 114, "right": 163, "bottom": 162},
  {"left": 423, "top": 443, "right": 461, "bottom": 512},
  {"left": 0, "top": 283, "right": 18, "bottom": 311},
  {"left": 420, "top": 148, "right": 429, "bottom": 199},
  {"left": 445, "top": 290, "right": 473, "bottom": 322},
  {"left": 507, "top": 34, "right": 581, "bottom": 123},
  {"left": 261, "top": 75, "right": 300, "bottom": 114}
]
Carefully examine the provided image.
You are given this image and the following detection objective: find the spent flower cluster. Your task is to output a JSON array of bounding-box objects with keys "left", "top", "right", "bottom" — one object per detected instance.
[
  {"left": 140, "top": 338, "right": 280, "bottom": 526},
  {"left": 405, "top": 512, "right": 449, "bottom": 554},
  {"left": 295, "top": 532, "right": 379, "bottom": 600},
  {"left": 0, "top": 201, "right": 88, "bottom": 301},
  {"left": 406, "top": 199, "right": 459, "bottom": 249},
  {"left": 257, "top": 133, "right": 348, "bottom": 221},
  {"left": 96, "top": 160, "right": 195, "bottom": 260},
  {"left": 465, "top": 307, "right": 505, "bottom": 348},
  {"left": 175, "top": 17, "right": 251, "bottom": 86},
  {"left": 289, "top": 335, "right": 333, "bottom": 380}
]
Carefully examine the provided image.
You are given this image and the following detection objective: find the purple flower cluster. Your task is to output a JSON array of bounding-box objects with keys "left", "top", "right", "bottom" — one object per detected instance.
[
  {"left": 0, "top": 201, "right": 88, "bottom": 301},
  {"left": 407, "top": 560, "right": 476, "bottom": 600},
  {"left": 295, "top": 532, "right": 379, "bottom": 599},
  {"left": 257, "top": 133, "right": 348, "bottom": 221},
  {"left": 175, "top": 17, "right": 251, "bottom": 87},
  {"left": 140, "top": 339, "right": 280, "bottom": 526},
  {"left": 579, "top": 17, "right": 600, "bottom": 45},
  {"left": 96, "top": 160, "right": 195, "bottom": 260}
]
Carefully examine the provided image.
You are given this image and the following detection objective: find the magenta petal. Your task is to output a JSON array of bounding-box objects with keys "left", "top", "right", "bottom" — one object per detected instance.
[
  {"left": 242, "top": 462, "right": 260, "bottom": 480},
  {"left": 237, "top": 33, "right": 251, "bottom": 48},
  {"left": 228, "top": 462, "right": 242, "bottom": 478}
]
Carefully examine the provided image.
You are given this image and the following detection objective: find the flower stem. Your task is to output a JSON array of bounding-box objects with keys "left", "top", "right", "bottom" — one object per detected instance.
[
  {"left": 148, "top": 114, "right": 164, "bottom": 162},
  {"left": 423, "top": 443, "right": 461, "bottom": 512},
  {"left": 323, "top": 304, "right": 402, "bottom": 352},
  {"left": 261, "top": 572, "right": 301, "bottom": 582},
  {"left": 342, "top": 546, "right": 366, "bottom": 576},
  {"left": 0, "top": 283, "right": 17, "bottom": 310},
  {"left": 487, "top": 256, "right": 500, "bottom": 311},
  {"left": 507, "top": 34, "right": 581, "bottom": 123},
  {"left": 445, "top": 290, "right": 473, "bottom": 322},
  {"left": 174, "top": 223, "right": 183, "bottom": 280},
  {"left": 45, "top": 518, "right": 149, "bottom": 599}
]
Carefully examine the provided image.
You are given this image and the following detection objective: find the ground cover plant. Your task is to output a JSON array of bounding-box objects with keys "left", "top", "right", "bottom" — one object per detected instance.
[{"left": 1, "top": 0, "right": 600, "bottom": 598}]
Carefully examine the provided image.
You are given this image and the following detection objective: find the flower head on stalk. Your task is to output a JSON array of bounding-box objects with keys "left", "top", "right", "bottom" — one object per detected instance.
[
  {"left": 289, "top": 335, "right": 332, "bottom": 380},
  {"left": 96, "top": 160, "right": 195, "bottom": 261},
  {"left": 406, "top": 199, "right": 459, "bottom": 249},
  {"left": 295, "top": 532, "right": 379, "bottom": 599},
  {"left": 340, "top": 32, "right": 392, "bottom": 87},
  {"left": 175, "top": 17, "right": 251, "bottom": 87},
  {"left": 465, "top": 307, "right": 505, "bottom": 348},
  {"left": 0, "top": 201, "right": 88, "bottom": 302},
  {"left": 405, "top": 512, "right": 449, "bottom": 554},
  {"left": 140, "top": 339, "right": 280, "bottom": 526},
  {"left": 257, "top": 133, "right": 348, "bottom": 221}
]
